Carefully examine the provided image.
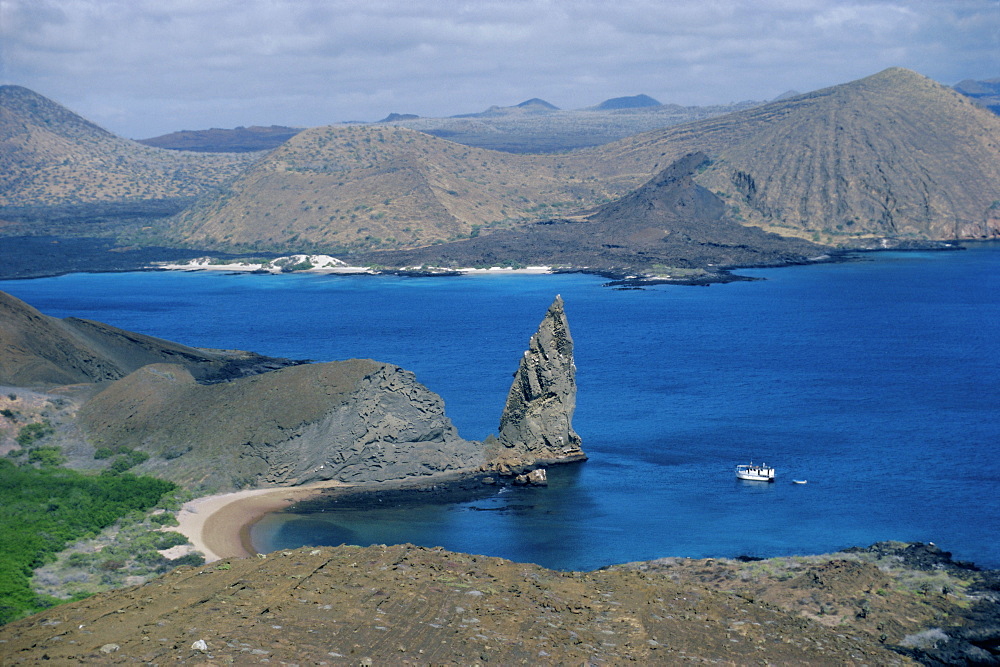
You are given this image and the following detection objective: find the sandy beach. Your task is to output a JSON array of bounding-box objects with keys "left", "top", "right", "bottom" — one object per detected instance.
[
  {"left": 156, "top": 256, "right": 552, "bottom": 276},
  {"left": 174, "top": 481, "right": 347, "bottom": 562}
]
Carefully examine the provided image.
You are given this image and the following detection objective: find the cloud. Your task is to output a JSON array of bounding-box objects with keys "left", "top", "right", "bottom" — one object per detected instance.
[{"left": 2, "top": 0, "right": 997, "bottom": 137}]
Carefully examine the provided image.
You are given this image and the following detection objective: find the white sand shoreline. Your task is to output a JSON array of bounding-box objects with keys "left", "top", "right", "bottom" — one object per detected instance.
[{"left": 155, "top": 255, "right": 553, "bottom": 276}]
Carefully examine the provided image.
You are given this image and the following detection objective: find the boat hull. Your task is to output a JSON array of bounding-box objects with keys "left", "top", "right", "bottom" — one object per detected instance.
[{"left": 736, "top": 473, "right": 775, "bottom": 482}]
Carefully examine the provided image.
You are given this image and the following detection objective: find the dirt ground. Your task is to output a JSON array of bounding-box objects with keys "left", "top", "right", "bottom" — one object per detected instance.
[{"left": 0, "top": 542, "right": 949, "bottom": 665}]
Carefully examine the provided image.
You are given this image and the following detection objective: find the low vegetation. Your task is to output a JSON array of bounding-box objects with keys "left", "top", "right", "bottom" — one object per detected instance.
[
  {"left": 31, "top": 496, "right": 205, "bottom": 606},
  {"left": 0, "top": 458, "right": 176, "bottom": 624}
]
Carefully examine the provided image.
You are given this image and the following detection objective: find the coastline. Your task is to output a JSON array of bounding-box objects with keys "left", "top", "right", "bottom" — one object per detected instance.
[
  {"left": 175, "top": 481, "right": 348, "bottom": 562},
  {"left": 156, "top": 257, "right": 555, "bottom": 277},
  {"left": 174, "top": 471, "right": 493, "bottom": 562}
]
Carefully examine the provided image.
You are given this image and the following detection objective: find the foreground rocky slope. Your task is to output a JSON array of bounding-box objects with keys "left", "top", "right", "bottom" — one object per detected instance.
[{"left": 3, "top": 541, "right": 996, "bottom": 665}]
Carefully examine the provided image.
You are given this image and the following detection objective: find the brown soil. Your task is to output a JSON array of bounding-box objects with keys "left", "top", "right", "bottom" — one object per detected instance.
[{"left": 1, "top": 544, "right": 917, "bottom": 665}]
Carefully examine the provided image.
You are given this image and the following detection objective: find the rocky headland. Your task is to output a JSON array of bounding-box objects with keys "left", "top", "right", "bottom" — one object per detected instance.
[{"left": 1, "top": 289, "right": 583, "bottom": 492}]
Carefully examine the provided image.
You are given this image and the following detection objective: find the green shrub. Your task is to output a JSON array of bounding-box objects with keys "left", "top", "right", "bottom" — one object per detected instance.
[
  {"left": 65, "top": 552, "right": 95, "bottom": 568},
  {"left": 0, "top": 459, "right": 174, "bottom": 624},
  {"left": 149, "top": 513, "right": 179, "bottom": 527},
  {"left": 102, "top": 449, "right": 150, "bottom": 475},
  {"left": 93, "top": 447, "right": 115, "bottom": 460},
  {"left": 16, "top": 421, "right": 53, "bottom": 448},
  {"left": 170, "top": 553, "right": 205, "bottom": 567},
  {"left": 153, "top": 532, "right": 188, "bottom": 550},
  {"left": 27, "top": 446, "right": 65, "bottom": 467}
]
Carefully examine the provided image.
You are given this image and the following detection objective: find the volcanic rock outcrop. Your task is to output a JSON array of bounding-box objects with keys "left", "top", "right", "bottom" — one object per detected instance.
[
  {"left": 3, "top": 288, "right": 584, "bottom": 492},
  {"left": 489, "top": 295, "right": 585, "bottom": 473},
  {"left": 79, "top": 360, "right": 484, "bottom": 490}
]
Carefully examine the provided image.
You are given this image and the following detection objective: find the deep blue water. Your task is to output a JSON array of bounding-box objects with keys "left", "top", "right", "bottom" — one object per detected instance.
[{"left": 3, "top": 244, "right": 998, "bottom": 570}]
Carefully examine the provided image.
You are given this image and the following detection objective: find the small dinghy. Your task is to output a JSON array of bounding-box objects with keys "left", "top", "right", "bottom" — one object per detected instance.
[{"left": 792, "top": 480, "right": 808, "bottom": 484}]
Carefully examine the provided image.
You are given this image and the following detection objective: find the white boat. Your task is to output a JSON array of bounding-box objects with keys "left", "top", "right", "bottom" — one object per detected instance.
[
  {"left": 736, "top": 462, "right": 775, "bottom": 482},
  {"left": 792, "top": 479, "right": 808, "bottom": 485}
]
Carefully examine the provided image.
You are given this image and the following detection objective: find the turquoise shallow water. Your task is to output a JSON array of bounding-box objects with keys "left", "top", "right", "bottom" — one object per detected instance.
[{"left": 4, "top": 243, "right": 999, "bottom": 569}]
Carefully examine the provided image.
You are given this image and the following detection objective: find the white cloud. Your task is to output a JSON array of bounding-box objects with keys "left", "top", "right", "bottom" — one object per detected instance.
[{"left": 2, "top": 0, "right": 997, "bottom": 137}]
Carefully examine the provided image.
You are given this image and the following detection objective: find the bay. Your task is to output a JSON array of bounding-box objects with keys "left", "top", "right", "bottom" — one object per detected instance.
[{"left": 3, "top": 243, "right": 998, "bottom": 570}]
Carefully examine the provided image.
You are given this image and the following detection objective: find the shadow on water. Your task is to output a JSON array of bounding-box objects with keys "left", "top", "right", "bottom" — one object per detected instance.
[{"left": 250, "top": 464, "right": 597, "bottom": 566}]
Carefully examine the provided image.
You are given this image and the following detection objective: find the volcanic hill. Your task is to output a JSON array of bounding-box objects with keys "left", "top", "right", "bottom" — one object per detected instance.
[
  {"left": 164, "top": 123, "right": 614, "bottom": 252},
  {"left": 563, "top": 68, "right": 1000, "bottom": 244},
  {"left": 0, "top": 85, "right": 256, "bottom": 208},
  {"left": 358, "top": 152, "right": 824, "bottom": 278},
  {"left": 168, "top": 68, "right": 1000, "bottom": 258}
]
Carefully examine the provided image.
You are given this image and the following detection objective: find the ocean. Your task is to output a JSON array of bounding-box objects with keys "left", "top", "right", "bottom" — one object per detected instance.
[{"left": 3, "top": 243, "right": 998, "bottom": 570}]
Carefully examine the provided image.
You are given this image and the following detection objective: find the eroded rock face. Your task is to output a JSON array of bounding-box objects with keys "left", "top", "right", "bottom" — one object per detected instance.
[
  {"left": 268, "top": 364, "right": 486, "bottom": 485},
  {"left": 490, "top": 295, "right": 585, "bottom": 473},
  {"left": 79, "top": 361, "right": 484, "bottom": 491}
]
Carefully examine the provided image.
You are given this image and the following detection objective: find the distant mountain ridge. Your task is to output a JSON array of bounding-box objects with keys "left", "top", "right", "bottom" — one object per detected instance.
[
  {"left": 139, "top": 94, "right": 747, "bottom": 155},
  {"left": 954, "top": 77, "right": 1000, "bottom": 115},
  {"left": 382, "top": 97, "right": 763, "bottom": 153},
  {"left": 452, "top": 97, "right": 560, "bottom": 119},
  {"left": 87, "top": 78, "right": 1000, "bottom": 157},
  {"left": 593, "top": 93, "right": 662, "bottom": 110},
  {"left": 3, "top": 69, "right": 998, "bottom": 272}
]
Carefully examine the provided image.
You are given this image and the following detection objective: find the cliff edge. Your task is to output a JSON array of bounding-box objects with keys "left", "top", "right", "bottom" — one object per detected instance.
[{"left": 78, "top": 360, "right": 485, "bottom": 491}]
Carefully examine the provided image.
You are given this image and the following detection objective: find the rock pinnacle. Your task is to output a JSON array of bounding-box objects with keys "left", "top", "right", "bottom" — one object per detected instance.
[{"left": 490, "top": 295, "right": 585, "bottom": 472}]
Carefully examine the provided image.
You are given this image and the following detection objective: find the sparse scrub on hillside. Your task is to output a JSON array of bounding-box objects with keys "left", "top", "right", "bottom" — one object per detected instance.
[
  {"left": 32, "top": 503, "right": 204, "bottom": 605},
  {"left": 0, "top": 458, "right": 176, "bottom": 624},
  {"left": 15, "top": 421, "right": 53, "bottom": 448}
]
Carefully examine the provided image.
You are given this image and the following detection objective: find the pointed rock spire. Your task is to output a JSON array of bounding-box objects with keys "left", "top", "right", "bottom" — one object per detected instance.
[{"left": 489, "top": 295, "right": 585, "bottom": 472}]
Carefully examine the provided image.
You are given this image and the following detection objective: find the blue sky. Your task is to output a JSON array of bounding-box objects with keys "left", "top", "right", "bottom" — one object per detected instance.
[{"left": 2, "top": 0, "right": 997, "bottom": 138}]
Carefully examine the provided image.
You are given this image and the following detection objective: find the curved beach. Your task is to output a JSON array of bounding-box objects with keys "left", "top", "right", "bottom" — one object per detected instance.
[{"left": 175, "top": 481, "right": 347, "bottom": 562}]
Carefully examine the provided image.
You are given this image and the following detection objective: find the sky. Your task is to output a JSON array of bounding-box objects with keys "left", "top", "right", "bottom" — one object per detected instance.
[{"left": 2, "top": 0, "right": 998, "bottom": 139}]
